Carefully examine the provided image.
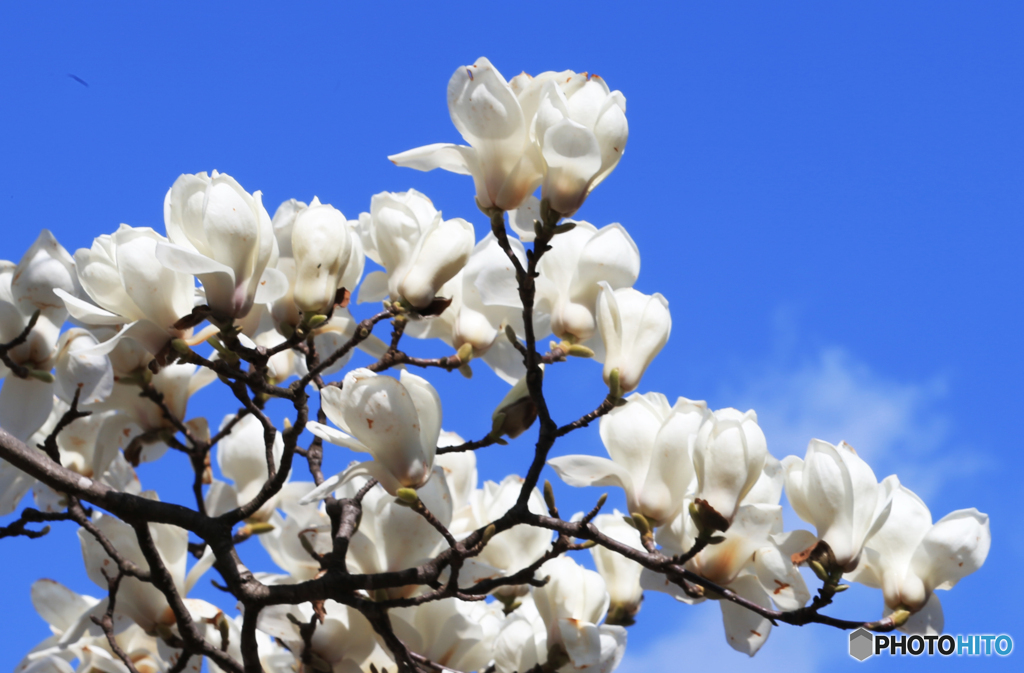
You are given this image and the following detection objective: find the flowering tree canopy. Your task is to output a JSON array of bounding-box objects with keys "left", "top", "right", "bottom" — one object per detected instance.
[{"left": 0, "top": 57, "right": 990, "bottom": 673}]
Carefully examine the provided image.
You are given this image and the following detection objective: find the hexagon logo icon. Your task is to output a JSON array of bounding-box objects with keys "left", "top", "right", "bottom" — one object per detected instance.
[{"left": 849, "top": 628, "right": 874, "bottom": 661}]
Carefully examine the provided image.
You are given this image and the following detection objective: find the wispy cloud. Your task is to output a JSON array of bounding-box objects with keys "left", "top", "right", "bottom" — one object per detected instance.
[{"left": 720, "top": 346, "right": 985, "bottom": 500}]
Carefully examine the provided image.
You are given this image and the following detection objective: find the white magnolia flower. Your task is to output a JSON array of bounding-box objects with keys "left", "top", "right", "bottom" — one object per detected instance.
[
  {"left": 53, "top": 328, "right": 114, "bottom": 406},
  {"left": 157, "top": 171, "right": 287, "bottom": 319},
  {"left": 303, "top": 368, "right": 442, "bottom": 499},
  {"left": 392, "top": 598, "right": 503, "bottom": 673},
  {"left": 531, "top": 221, "right": 640, "bottom": 343},
  {"left": 96, "top": 362, "right": 214, "bottom": 464},
  {"left": 783, "top": 439, "right": 895, "bottom": 571},
  {"left": 289, "top": 197, "right": 359, "bottom": 315},
  {"left": 258, "top": 601, "right": 392, "bottom": 673},
  {"left": 260, "top": 482, "right": 332, "bottom": 582},
  {"left": 78, "top": 512, "right": 210, "bottom": 633},
  {"left": 356, "top": 190, "right": 474, "bottom": 311},
  {"left": 548, "top": 393, "right": 706, "bottom": 526},
  {"left": 596, "top": 283, "right": 670, "bottom": 394},
  {"left": 10, "top": 230, "right": 78, "bottom": 321},
  {"left": 531, "top": 556, "right": 627, "bottom": 671},
  {"left": 270, "top": 197, "right": 365, "bottom": 326},
  {"left": 340, "top": 475, "right": 454, "bottom": 599},
  {"left": 430, "top": 232, "right": 529, "bottom": 384},
  {"left": 452, "top": 475, "right": 552, "bottom": 597},
  {"left": 644, "top": 502, "right": 813, "bottom": 656},
  {"left": 691, "top": 407, "right": 768, "bottom": 525},
  {"left": 1, "top": 259, "right": 62, "bottom": 441},
  {"left": 523, "top": 71, "right": 628, "bottom": 216},
  {"left": 591, "top": 511, "right": 645, "bottom": 624},
  {"left": 846, "top": 479, "right": 991, "bottom": 634},
  {"left": 57, "top": 225, "right": 196, "bottom": 356},
  {"left": 389, "top": 57, "right": 544, "bottom": 212},
  {"left": 205, "top": 413, "right": 286, "bottom": 521}
]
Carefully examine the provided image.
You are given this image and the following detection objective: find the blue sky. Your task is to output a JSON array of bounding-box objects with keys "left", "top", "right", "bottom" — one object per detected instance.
[{"left": 1, "top": 2, "right": 1021, "bottom": 671}]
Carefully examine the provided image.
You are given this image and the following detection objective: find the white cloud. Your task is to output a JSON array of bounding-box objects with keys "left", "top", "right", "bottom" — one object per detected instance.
[{"left": 720, "top": 346, "right": 984, "bottom": 500}]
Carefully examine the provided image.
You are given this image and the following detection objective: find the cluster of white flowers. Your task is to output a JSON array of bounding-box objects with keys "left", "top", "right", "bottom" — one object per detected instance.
[{"left": 0, "top": 56, "right": 990, "bottom": 673}]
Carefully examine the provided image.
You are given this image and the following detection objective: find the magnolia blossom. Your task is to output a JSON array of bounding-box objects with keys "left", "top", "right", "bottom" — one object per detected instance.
[
  {"left": 260, "top": 481, "right": 333, "bottom": 582},
  {"left": 339, "top": 475, "right": 454, "bottom": 599},
  {"left": 356, "top": 190, "right": 474, "bottom": 310},
  {"left": 531, "top": 221, "right": 640, "bottom": 343},
  {"left": 259, "top": 601, "right": 393, "bottom": 673},
  {"left": 530, "top": 556, "right": 626, "bottom": 671},
  {"left": 448, "top": 474, "right": 553, "bottom": 596},
  {"left": 57, "top": 225, "right": 196, "bottom": 356},
  {"left": 392, "top": 598, "right": 503, "bottom": 672},
  {"left": 548, "top": 393, "right": 706, "bottom": 526},
  {"left": 302, "top": 368, "right": 442, "bottom": 499},
  {"left": 97, "top": 362, "right": 214, "bottom": 464},
  {"left": 79, "top": 512, "right": 210, "bottom": 634},
  {"left": 205, "top": 413, "right": 286, "bottom": 521},
  {"left": 523, "top": 70, "right": 628, "bottom": 216},
  {"left": 783, "top": 439, "right": 895, "bottom": 571},
  {"left": 596, "top": 283, "right": 670, "bottom": 394},
  {"left": 389, "top": 57, "right": 544, "bottom": 212},
  {"left": 644, "top": 499, "right": 814, "bottom": 655},
  {"left": 431, "top": 232, "right": 529, "bottom": 383},
  {"left": 10, "top": 230, "right": 78, "bottom": 321},
  {"left": 1, "top": 260, "right": 62, "bottom": 441},
  {"left": 590, "top": 512, "right": 645, "bottom": 624},
  {"left": 271, "top": 197, "right": 364, "bottom": 323},
  {"left": 158, "top": 171, "right": 286, "bottom": 319},
  {"left": 846, "top": 479, "right": 991, "bottom": 634},
  {"left": 691, "top": 407, "right": 768, "bottom": 525}
]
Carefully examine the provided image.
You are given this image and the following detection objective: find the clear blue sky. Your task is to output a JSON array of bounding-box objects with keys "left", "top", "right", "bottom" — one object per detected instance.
[{"left": 1, "top": 2, "right": 1021, "bottom": 671}]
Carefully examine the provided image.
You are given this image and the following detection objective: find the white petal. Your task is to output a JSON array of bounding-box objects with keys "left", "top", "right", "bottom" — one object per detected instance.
[
  {"left": 356, "top": 270, "right": 390, "bottom": 304},
  {"left": 547, "top": 455, "right": 635, "bottom": 504},
  {"left": 253, "top": 266, "right": 289, "bottom": 304},
  {"left": 719, "top": 574, "right": 773, "bottom": 656},
  {"left": 305, "top": 420, "right": 370, "bottom": 454},
  {"left": 388, "top": 143, "right": 476, "bottom": 175},
  {"left": 0, "top": 377, "right": 53, "bottom": 441},
  {"left": 53, "top": 288, "right": 125, "bottom": 326}
]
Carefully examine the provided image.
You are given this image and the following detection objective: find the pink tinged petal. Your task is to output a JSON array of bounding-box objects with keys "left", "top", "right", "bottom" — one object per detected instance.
[
  {"left": 541, "top": 119, "right": 603, "bottom": 216},
  {"left": 388, "top": 143, "right": 477, "bottom": 176},
  {"left": 547, "top": 455, "right": 637, "bottom": 510},
  {"left": 30, "top": 579, "right": 99, "bottom": 632},
  {"left": 719, "top": 574, "right": 774, "bottom": 656},
  {"left": 0, "top": 377, "right": 53, "bottom": 441},
  {"left": 911, "top": 508, "right": 991, "bottom": 595}
]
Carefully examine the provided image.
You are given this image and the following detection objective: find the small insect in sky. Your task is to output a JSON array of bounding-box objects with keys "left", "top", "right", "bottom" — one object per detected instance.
[{"left": 67, "top": 73, "right": 89, "bottom": 87}]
